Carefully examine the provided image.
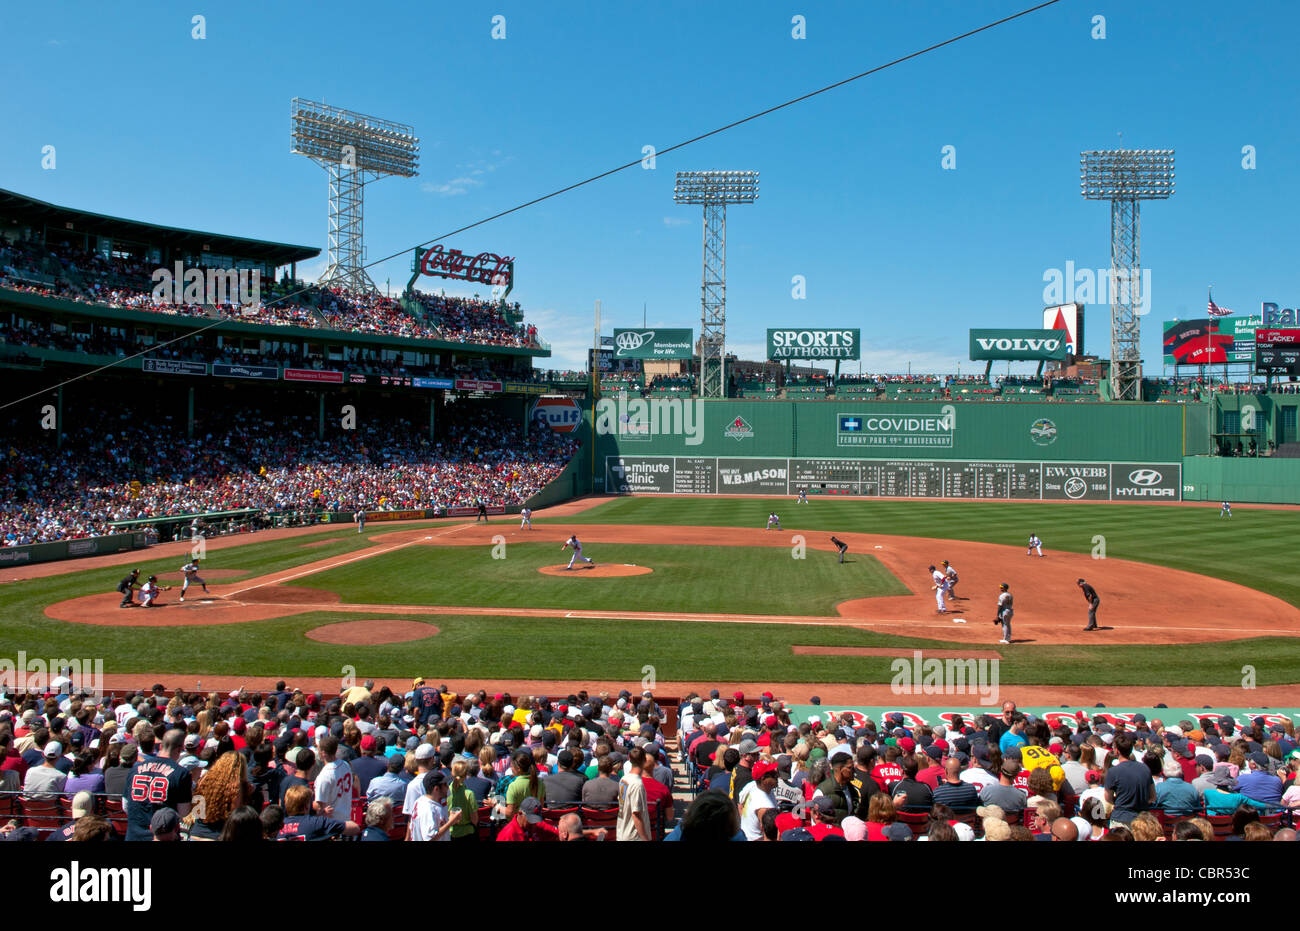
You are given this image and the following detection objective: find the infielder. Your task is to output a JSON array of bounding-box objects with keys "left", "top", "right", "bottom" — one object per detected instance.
[
  {"left": 354, "top": 508, "right": 367, "bottom": 533},
  {"left": 995, "top": 583, "right": 1013, "bottom": 644},
  {"left": 1027, "top": 534, "right": 1043, "bottom": 557},
  {"left": 178, "top": 558, "right": 210, "bottom": 602},
  {"left": 116, "top": 568, "right": 141, "bottom": 608},
  {"left": 766, "top": 512, "right": 781, "bottom": 531},
  {"left": 520, "top": 507, "right": 533, "bottom": 530},
  {"left": 941, "top": 560, "right": 960, "bottom": 599},
  {"left": 1220, "top": 501, "right": 1232, "bottom": 518},
  {"left": 1077, "top": 578, "right": 1100, "bottom": 631},
  {"left": 561, "top": 534, "right": 594, "bottom": 569},
  {"left": 796, "top": 489, "right": 809, "bottom": 504},
  {"left": 830, "top": 536, "right": 848, "bottom": 564},
  {"left": 929, "top": 564, "right": 948, "bottom": 614}
]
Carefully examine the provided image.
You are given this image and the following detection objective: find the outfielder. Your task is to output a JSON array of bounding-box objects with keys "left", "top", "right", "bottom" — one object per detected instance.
[
  {"left": 796, "top": 489, "right": 809, "bottom": 504},
  {"left": 766, "top": 512, "right": 781, "bottom": 531},
  {"left": 929, "top": 564, "right": 948, "bottom": 614},
  {"left": 830, "top": 536, "right": 848, "bottom": 564},
  {"left": 1220, "top": 501, "right": 1232, "bottom": 518},
  {"left": 995, "top": 582, "right": 1013, "bottom": 644},
  {"left": 520, "top": 507, "right": 533, "bottom": 530},
  {"left": 941, "top": 560, "right": 960, "bottom": 599},
  {"left": 1027, "top": 534, "right": 1043, "bottom": 557},
  {"left": 1077, "top": 578, "right": 1100, "bottom": 631},
  {"left": 178, "top": 558, "right": 210, "bottom": 602},
  {"left": 354, "top": 508, "right": 367, "bottom": 533},
  {"left": 561, "top": 534, "right": 594, "bottom": 570}
]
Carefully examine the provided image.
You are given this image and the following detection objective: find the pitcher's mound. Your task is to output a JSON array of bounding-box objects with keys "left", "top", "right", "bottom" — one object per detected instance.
[
  {"left": 539, "top": 564, "right": 654, "bottom": 578},
  {"left": 305, "top": 620, "right": 441, "bottom": 645}
]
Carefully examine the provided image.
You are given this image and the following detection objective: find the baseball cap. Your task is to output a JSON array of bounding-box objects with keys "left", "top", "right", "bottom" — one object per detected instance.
[
  {"left": 43, "top": 742, "right": 62, "bottom": 758},
  {"left": 780, "top": 827, "right": 816, "bottom": 842},
  {"left": 897, "top": 737, "right": 916, "bottom": 754},
  {"left": 71, "top": 791, "right": 94, "bottom": 819},
  {"left": 184, "top": 734, "right": 200, "bottom": 750},
  {"left": 359, "top": 735, "right": 376, "bottom": 751},
  {"left": 841, "top": 816, "right": 868, "bottom": 842},
  {"left": 518, "top": 796, "right": 543, "bottom": 824},
  {"left": 414, "top": 743, "right": 436, "bottom": 761},
  {"left": 150, "top": 809, "right": 179, "bottom": 835},
  {"left": 976, "top": 804, "right": 1005, "bottom": 821},
  {"left": 811, "top": 796, "right": 836, "bottom": 815},
  {"left": 752, "top": 760, "right": 777, "bottom": 780},
  {"left": 422, "top": 771, "right": 446, "bottom": 792},
  {"left": 120, "top": 743, "right": 138, "bottom": 762},
  {"left": 1249, "top": 751, "right": 1271, "bottom": 768},
  {"left": 736, "top": 739, "right": 759, "bottom": 756},
  {"left": 952, "top": 821, "right": 975, "bottom": 842},
  {"left": 924, "top": 745, "right": 944, "bottom": 761},
  {"left": 883, "top": 822, "right": 912, "bottom": 842}
]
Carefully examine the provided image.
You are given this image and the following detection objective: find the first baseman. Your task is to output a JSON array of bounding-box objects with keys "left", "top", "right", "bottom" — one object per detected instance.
[
  {"left": 561, "top": 534, "right": 594, "bottom": 569},
  {"left": 1077, "top": 578, "right": 1100, "bottom": 631},
  {"left": 178, "top": 558, "right": 210, "bottom": 602},
  {"left": 766, "top": 512, "right": 781, "bottom": 530},
  {"left": 520, "top": 507, "right": 533, "bottom": 530},
  {"left": 1028, "top": 534, "right": 1043, "bottom": 557},
  {"left": 995, "top": 582, "right": 1013, "bottom": 644}
]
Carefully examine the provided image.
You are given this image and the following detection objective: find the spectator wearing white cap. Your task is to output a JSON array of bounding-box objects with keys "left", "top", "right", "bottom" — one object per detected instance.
[
  {"left": 403, "top": 742, "right": 438, "bottom": 817},
  {"left": 47, "top": 791, "right": 95, "bottom": 842},
  {"left": 22, "top": 741, "right": 67, "bottom": 798}
]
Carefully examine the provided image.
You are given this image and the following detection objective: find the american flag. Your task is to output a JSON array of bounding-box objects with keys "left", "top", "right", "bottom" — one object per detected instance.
[{"left": 1208, "top": 297, "right": 1234, "bottom": 317}]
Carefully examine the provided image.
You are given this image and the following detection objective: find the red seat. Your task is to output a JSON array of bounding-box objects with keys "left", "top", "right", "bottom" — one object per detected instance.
[
  {"left": 1206, "top": 814, "right": 1235, "bottom": 841},
  {"left": 476, "top": 804, "right": 494, "bottom": 841},
  {"left": 388, "top": 814, "right": 409, "bottom": 841},
  {"left": 896, "top": 810, "right": 929, "bottom": 838},
  {"left": 19, "top": 796, "right": 64, "bottom": 837},
  {"left": 541, "top": 805, "right": 578, "bottom": 827},
  {"left": 579, "top": 804, "right": 618, "bottom": 832}
]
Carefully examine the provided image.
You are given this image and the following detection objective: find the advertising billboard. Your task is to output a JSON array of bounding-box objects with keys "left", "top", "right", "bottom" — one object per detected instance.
[
  {"left": 766, "top": 328, "right": 860, "bottom": 361},
  {"left": 611, "top": 329, "right": 694, "bottom": 360},
  {"left": 1043, "top": 303, "right": 1084, "bottom": 356},
  {"left": 969, "top": 329, "right": 1068, "bottom": 361},
  {"left": 1163, "top": 316, "right": 1261, "bottom": 366}
]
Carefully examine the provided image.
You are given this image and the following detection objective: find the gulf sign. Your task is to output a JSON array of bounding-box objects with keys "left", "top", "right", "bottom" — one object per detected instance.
[{"left": 532, "top": 397, "right": 582, "bottom": 433}]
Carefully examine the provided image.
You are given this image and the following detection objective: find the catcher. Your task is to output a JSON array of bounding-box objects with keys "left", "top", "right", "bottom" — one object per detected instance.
[
  {"left": 139, "top": 575, "right": 172, "bottom": 608},
  {"left": 994, "top": 582, "right": 1013, "bottom": 644}
]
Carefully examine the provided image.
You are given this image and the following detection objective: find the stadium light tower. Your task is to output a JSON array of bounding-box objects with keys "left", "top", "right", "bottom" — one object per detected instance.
[
  {"left": 674, "top": 170, "right": 759, "bottom": 399},
  {"left": 291, "top": 98, "right": 419, "bottom": 293},
  {"left": 1080, "top": 149, "right": 1174, "bottom": 401}
]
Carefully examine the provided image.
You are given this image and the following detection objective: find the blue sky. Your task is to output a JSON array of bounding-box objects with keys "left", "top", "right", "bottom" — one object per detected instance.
[{"left": 2, "top": 0, "right": 1296, "bottom": 374}]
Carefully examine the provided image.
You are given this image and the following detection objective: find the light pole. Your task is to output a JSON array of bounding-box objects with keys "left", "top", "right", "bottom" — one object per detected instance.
[
  {"left": 1080, "top": 149, "right": 1174, "bottom": 401},
  {"left": 291, "top": 98, "right": 420, "bottom": 293},
  {"left": 674, "top": 171, "right": 759, "bottom": 399}
]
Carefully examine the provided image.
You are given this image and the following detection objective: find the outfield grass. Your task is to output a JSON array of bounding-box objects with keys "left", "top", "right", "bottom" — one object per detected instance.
[
  {"left": 541, "top": 497, "right": 1300, "bottom": 608},
  {"left": 288, "top": 542, "right": 907, "bottom": 615}
]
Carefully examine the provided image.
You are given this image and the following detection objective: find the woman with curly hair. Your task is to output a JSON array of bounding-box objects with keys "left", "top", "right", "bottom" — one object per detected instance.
[
  {"left": 188, "top": 751, "right": 253, "bottom": 840},
  {"left": 864, "top": 793, "right": 898, "bottom": 841}
]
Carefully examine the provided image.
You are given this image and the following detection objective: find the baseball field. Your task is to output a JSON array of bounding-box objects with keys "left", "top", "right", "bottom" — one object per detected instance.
[{"left": 3, "top": 494, "right": 1298, "bottom": 703}]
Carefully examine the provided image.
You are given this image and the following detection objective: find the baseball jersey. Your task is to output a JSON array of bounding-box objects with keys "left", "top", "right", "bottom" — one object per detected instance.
[
  {"left": 181, "top": 561, "right": 200, "bottom": 577},
  {"left": 314, "top": 759, "right": 355, "bottom": 816},
  {"left": 1029, "top": 535, "right": 1041, "bottom": 548},
  {"left": 124, "top": 754, "right": 193, "bottom": 841},
  {"left": 932, "top": 569, "right": 946, "bottom": 587},
  {"left": 945, "top": 565, "right": 958, "bottom": 581},
  {"left": 998, "top": 592, "right": 1014, "bottom": 615},
  {"left": 568, "top": 537, "right": 582, "bottom": 552},
  {"left": 521, "top": 508, "right": 532, "bottom": 519},
  {"left": 411, "top": 685, "right": 440, "bottom": 724},
  {"left": 278, "top": 814, "right": 347, "bottom": 841}
]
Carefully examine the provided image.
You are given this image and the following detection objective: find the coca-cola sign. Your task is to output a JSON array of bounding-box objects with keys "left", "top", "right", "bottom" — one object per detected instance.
[{"left": 415, "top": 245, "right": 514, "bottom": 291}]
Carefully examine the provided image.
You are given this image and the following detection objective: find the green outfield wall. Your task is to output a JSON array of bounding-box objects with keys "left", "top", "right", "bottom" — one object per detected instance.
[{"left": 1180, "top": 456, "right": 1300, "bottom": 504}]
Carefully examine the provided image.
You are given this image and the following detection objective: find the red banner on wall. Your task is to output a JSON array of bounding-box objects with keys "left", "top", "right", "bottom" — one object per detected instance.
[
  {"left": 454, "top": 379, "right": 502, "bottom": 392},
  {"left": 284, "top": 369, "right": 344, "bottom": 384}
]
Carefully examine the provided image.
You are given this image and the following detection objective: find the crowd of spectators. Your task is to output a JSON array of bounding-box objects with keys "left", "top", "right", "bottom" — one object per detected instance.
[
  {"left": 1, "top": 240, "right": 542, "bottom": 349},
  {"left": 2, "top": 683, "right": 1296, "bottom": 843},
  {"left": 0, "top": 405, "right": 578, "bottom": 545}
]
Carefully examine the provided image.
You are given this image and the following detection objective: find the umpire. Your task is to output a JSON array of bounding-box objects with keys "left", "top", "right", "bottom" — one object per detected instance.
[
  {"left": 117, "top": 568, "right": 140, "bottom": 608},
  {"left": 830, "top": 536, "right": 848, "bottom": 564},
  {"left": 1077, "top": 578, "right": 1100, "bottom": 631}
]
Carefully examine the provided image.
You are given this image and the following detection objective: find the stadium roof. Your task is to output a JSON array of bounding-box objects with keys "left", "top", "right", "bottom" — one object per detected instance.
[{"left": 0, "top": 188, "right": 318, "bottom": 266}]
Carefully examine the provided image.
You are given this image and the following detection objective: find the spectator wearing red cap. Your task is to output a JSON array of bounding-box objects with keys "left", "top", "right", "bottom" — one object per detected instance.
[
  {"left": 739, "top": 760, "right": 779, "bottom": 840},
  {"left": 350, "top": 734, "right": 387, "bottom": 797},
  {"left": 917, "top": 742, "right": 947, "bottom": 790}
]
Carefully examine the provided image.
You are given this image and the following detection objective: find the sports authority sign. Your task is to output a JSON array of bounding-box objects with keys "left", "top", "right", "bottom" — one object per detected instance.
[
  {"left": 611, "top": 329, "right": 694, "bottom": 360},
  {"left": 968, "top": 329, "right": 1067, "bottom": 361},
  {"left": 767, "top": 328, "right": 860, "bottom": 361},
  {"left": 407, "top": 245, "right": 514, "bottom": 296}
]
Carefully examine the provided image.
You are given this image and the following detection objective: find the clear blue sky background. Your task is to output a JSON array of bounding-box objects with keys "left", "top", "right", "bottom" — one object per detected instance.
[{"left": 2, "top": 0, "right": 1296, "bottom": 375}]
